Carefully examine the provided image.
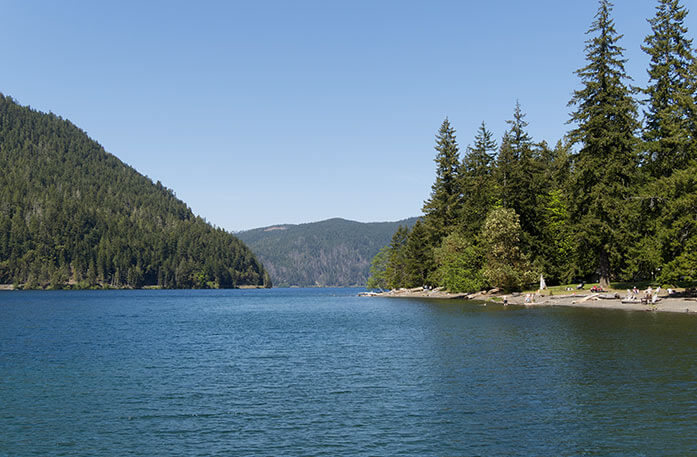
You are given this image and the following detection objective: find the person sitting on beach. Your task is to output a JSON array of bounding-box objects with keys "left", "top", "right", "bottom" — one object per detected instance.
[
  {"left": 524, "top": 294, "right": 531, "bottom": 304},
  {"left": 643, "top": 287, "right": 653, "bottom": 302},
  {"left": 633, "top": 286, "right": 639, "bottom": 296}
]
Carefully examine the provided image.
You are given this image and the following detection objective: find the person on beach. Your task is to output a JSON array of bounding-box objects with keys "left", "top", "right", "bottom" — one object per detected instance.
[{"left": 503, "top": 295, "right": 508, "bottom": 306}]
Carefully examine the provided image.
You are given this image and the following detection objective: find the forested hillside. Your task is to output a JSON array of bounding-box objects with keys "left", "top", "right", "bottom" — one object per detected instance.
[
  {"left": 237, "top": 217, "right": 418, "bottom": 287},
  {"left": 369, "top": 0, "right": 697, "bottom": 292},
  {"left": 0, "top": 94, "right": 270, "bottom": 289}
]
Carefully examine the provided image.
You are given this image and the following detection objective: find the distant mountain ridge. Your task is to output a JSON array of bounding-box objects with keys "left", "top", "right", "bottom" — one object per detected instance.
[{"left": 237, "top": 217, "right": 419, "bottom": 287}]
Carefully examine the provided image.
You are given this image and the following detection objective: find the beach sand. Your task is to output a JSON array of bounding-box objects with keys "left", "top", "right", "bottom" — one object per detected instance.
[
  {"left": 517, "top": 293, "right": 697, "bottom": 314},
  {"left": 365, "top": 288, "right": 697, "bottom": 314}
]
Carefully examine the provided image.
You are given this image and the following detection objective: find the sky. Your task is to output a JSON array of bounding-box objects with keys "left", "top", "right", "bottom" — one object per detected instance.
[{"left": 1, "top": 1, "right": 695, "bottom": 231}]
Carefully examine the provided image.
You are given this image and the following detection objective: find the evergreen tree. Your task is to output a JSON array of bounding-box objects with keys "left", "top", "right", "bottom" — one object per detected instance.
[
  {"left": 656, "top": 165, "right": 697, "bottom": 283},
  {"left": 495, "top": 131, "right": 517, "bottom": 209},
  {"left": 402, "top": 219, "right": 433, "bottom": 287},
  {"left": 494, "top": 102, "right": 537, "bottom": 217},
  {"left": 385, "top": 225, "right": 410, "bottom": 289},
  {"left": 460, "top": 122, "right": 497, "bottom": 235},
  {"left": 422, "top": 118, "right": 462, "bottom": 243},
  {"left": 636, "top": 0, "right": 697, "bottom": 283},
  {"left": 537, "top": 189, "right": 575, "bottom": 284},
  {"left": 567, "top": 0, "right": 640, "bottom": 288},
  {"left": 641, "top": 0, "right": 697, "bottom": 177},
  {"left": 535, "top": 140, "right": 575, "bottom": 284},
  {"left": 494, "top": 102, "right": 546, "bottom": 264}
]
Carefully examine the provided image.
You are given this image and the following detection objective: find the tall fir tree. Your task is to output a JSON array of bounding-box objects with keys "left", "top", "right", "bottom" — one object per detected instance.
[
  {"left": 494, "top": 102, "right": 544, "bottom": 260},
  {"left": 568, "top": 0, "right": 640, "bottom": 288},
  {"left": 640, "top": 0, "right": 697, "bottom": 283},
  {"left": 402, "top": 219, "right": 434, "bottom": 287},
  {"left": 495, "top": 131, "right": 516, "bottom": 209},
  {"left": 460, "top": 122, "right": 497, "bottom": 236},
  {"left": 385, "top": 225, "right": 410, "bottom": 289},
  {"left": 422, "top": 118, "right": 462, "bottom": 244},
  {"left": 641, "top": 0, "right": 697, "bottom": 177},
  {"left": 536, "top": 140, "right": 575, "bottom": 284}
]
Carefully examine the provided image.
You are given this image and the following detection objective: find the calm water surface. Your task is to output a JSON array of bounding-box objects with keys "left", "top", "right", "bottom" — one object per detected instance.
[{"left": 1, "top": 288, "right": 696, "bottom": 456}]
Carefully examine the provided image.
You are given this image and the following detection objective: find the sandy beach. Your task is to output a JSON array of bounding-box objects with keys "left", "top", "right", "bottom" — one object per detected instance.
[
  {"left": 363, "top": 287, "right": 697, "bottom": 314},
  {"left": 507, "top": 292, "right": 697, "bottom": 314}
]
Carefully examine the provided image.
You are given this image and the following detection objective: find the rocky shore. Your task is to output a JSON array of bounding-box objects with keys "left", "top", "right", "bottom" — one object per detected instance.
[
  {"left": 361, "top": 287, "right": 697, "bottom": 314},
  {"left": 359, "top": 287, "right": 496, "bottom": 300}
]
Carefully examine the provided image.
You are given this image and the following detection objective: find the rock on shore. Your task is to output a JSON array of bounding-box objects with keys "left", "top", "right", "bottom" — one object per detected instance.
[{"left": 362, "top": 288, "right": 697, "bottom": 314}]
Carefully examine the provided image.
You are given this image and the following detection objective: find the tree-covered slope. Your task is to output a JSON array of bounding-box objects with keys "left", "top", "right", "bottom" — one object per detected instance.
[
  {"left": 0, "top": 94, "right": 270, "bottom": 289},
  {"left": 237, "top": 217, "right": 418, "bottom": 287}
]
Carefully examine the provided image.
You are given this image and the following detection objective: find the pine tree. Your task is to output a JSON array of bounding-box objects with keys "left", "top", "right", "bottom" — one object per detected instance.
[
  {"left": 385, "top": 225, "right": 410, "bottom": 289},
  {"left": 494, "top": 102, "right": 544, "bottom": 260},
  {"left": 460, "top": 122, "right": 497, "bottom": 235},
  {"left": 402, "top": 219, "right": 433, "bottom": 287},
  {"left": 536, "top": 140, "right": 574, "bottom": 284},
  {"left": 638, "top": 0, "right": 697, "bottom": 284},
  {"left": 495, "top": 102, "right": 536, "bottom": 214},
  {"left": 495, "top": 131, "right": 517, "bottom": 209},
  {"left": 422, "top": 118, "right": 462, "bottom": 243},
  {"left": 641, "top": 0, "right": 697, "bottom": 177},
  {"left": 568, "top": 0, "right": 640, "bottom": 288}
]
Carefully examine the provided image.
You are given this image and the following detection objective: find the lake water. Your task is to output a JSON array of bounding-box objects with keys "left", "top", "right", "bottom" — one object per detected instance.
[{"left": 1, "top": 288, "right": 696, "bottom": 456}]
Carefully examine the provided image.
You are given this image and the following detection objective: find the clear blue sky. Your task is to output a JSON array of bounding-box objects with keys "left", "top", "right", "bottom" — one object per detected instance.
[{"left": 2, "top": 1, "right": 695, "bottom": 231}]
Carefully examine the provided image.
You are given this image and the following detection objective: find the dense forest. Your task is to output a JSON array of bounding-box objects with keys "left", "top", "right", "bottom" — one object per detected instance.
[
  {"left": 368, "top": 0, "right": 697, "bottom": 292},
  {"left": 237, "top": 217, "right": 418, "bottom": 287},
  {"left": 0, "top": 94, "right": 270, "bottom": 289}
]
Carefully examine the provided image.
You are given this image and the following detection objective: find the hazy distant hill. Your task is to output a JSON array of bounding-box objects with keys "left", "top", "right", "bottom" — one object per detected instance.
[
  {"left": 237, "top": 217, "right": 418, "bottom": 287},
  {"left": 0, "top": 94, "right": 269, "bottom": 289}
]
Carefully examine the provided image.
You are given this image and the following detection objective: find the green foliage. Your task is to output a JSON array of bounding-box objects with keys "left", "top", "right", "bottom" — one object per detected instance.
[
  {"left": 480, "top": 208, "right": 537, "bottom": 292},
  {"left": 385, "top": 225, "right": 410, "bottom": 289},
  {"left": 567, "top": 0, "right": 640, "bottom": 287},
  {"left": 374, "top": 0, "right": 697, "bottom": 293},
  {"left": 641, "top": 0, "right": 697, "bottom": 177},
  {"left": 635, "top": 0, "right": 697, "bottom": 285},
  {"left": 433, "top": 232, "right": 486, "bottom": 293},
  {"left": 537, "top": 189, "right": 575, "bottom": 284},
  {"left": 655, "top": 164, "right": 697, "bottom": 283},
  {"left": 366, "top": 246, "right": 390, "bottom": 290},
  {"left": 422, "top": 118, "right": 462, "bottom": 243},
  {"left": 402, "top": 219, "right": 434, "bottom": 287},
  {"left": 0, "top": 94, "right": 268, "bottom": 289},
  {"left": 460, "top": 122, "right": 497, "bottom": 236}
]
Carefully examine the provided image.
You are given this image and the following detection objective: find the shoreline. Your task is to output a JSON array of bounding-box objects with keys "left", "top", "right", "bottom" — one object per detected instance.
[
  {"left": 507, "top": 293, "right": 697, "bottom": 314},
  {"left": 363, "top": 288, "right": 697, "bottom": 314}
]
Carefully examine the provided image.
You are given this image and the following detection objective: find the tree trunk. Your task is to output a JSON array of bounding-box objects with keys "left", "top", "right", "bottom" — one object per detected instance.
[{"left": 598, "top": 249, "right": 610, "bottom": 289}]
